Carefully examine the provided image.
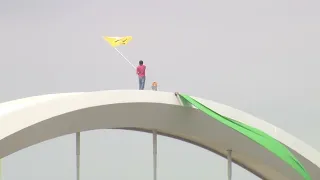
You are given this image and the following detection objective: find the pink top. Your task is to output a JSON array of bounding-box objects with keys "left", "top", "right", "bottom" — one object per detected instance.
[{"left": 136, "top": 65, "right": 146, "bottom": 77}]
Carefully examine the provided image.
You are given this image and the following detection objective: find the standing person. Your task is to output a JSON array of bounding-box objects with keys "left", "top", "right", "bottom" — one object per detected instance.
[
  {"left": 136, "top": 60, "right": 146, "bottom": 90},
  {"left": 151, "top": 81, "right": 158, "bottom": 91}
]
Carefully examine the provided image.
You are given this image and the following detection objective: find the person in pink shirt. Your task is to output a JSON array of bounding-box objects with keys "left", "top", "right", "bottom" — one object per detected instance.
[{"left": 136, "top": 60, "right": 146, "bottom": 90}]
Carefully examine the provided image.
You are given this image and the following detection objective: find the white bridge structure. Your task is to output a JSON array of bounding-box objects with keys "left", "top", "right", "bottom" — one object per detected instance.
[{"left": 0, "top": 90, "right": 319, "bottom": 180}]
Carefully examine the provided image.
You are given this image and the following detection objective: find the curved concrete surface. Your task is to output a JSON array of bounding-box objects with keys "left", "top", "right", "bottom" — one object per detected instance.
[{"left": 0, "top": 90, "right": 319, "bottom": 180}]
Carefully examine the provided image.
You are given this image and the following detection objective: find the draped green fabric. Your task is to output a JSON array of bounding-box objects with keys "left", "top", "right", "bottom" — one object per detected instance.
[{"left": 179, "top": 94, "right": 311, "bottom": 180}]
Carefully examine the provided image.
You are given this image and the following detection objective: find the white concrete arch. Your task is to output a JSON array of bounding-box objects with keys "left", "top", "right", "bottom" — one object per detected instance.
[{"left": 0, "top": 90, "right": 319, "bottom": 180}]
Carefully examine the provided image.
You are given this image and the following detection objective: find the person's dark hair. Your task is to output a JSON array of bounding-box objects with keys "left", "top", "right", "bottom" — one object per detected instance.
[{"left": 139, "top": 60, "right": 143, "bottom": 65}]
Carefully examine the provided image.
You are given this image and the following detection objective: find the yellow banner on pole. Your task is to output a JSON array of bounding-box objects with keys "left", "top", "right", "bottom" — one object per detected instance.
[{"left": 102, "top": 36, "right": 133, "bottom": 47}]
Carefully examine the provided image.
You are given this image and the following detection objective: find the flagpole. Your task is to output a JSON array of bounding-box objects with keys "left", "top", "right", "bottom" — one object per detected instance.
[
  {"left": 113, "top": 47, "right": 136, "bottom": 70},
  {"left": 101, "top": 36, "right": 136, "bottom": 70}
]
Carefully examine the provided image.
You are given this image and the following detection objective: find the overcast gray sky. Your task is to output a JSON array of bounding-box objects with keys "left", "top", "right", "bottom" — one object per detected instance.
[{"left": 1, "top": 0, "right": 320, "bottom": 179}]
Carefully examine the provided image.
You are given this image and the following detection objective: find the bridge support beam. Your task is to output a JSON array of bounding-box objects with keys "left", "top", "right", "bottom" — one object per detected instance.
[
  {"left": 227, "top": 149, "right": 232, "bottom": 180},
  {"left": 0, "top": 159, "right": 2, "bottom": 180},
  {"left": 76, "top": 132, "right": 80, "bottom": 180},
  {"left": 152, "top": 130, "right": 157, "bottom": 180}
]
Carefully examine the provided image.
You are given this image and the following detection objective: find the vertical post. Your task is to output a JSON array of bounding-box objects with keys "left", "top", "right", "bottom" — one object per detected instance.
[
  {"left": 152, "top": 130, "right": 157, "bottom": 180},
  {"left": 76, "top": 132, "right": 80, "bottom": 180},
  {"left": 227, "top": 149, "right": 232, "bottom": 180},
  {"left": 0, "top": 159, "right": 2, "bottom": 180}
]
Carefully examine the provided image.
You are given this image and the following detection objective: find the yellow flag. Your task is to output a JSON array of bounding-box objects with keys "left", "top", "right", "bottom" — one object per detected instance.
[{"left": 102, "top": 36, "right": 132, "bottom": 47}]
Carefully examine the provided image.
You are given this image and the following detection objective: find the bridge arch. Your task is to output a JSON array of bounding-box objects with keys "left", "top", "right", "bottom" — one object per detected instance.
[{"left": 0, "top": 90, "right": 319, "bottom": 180}]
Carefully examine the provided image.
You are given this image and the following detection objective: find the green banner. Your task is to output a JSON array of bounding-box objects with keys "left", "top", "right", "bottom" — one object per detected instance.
[{"left": 179, "top": 94, "right": 311, "bottom": 180}]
